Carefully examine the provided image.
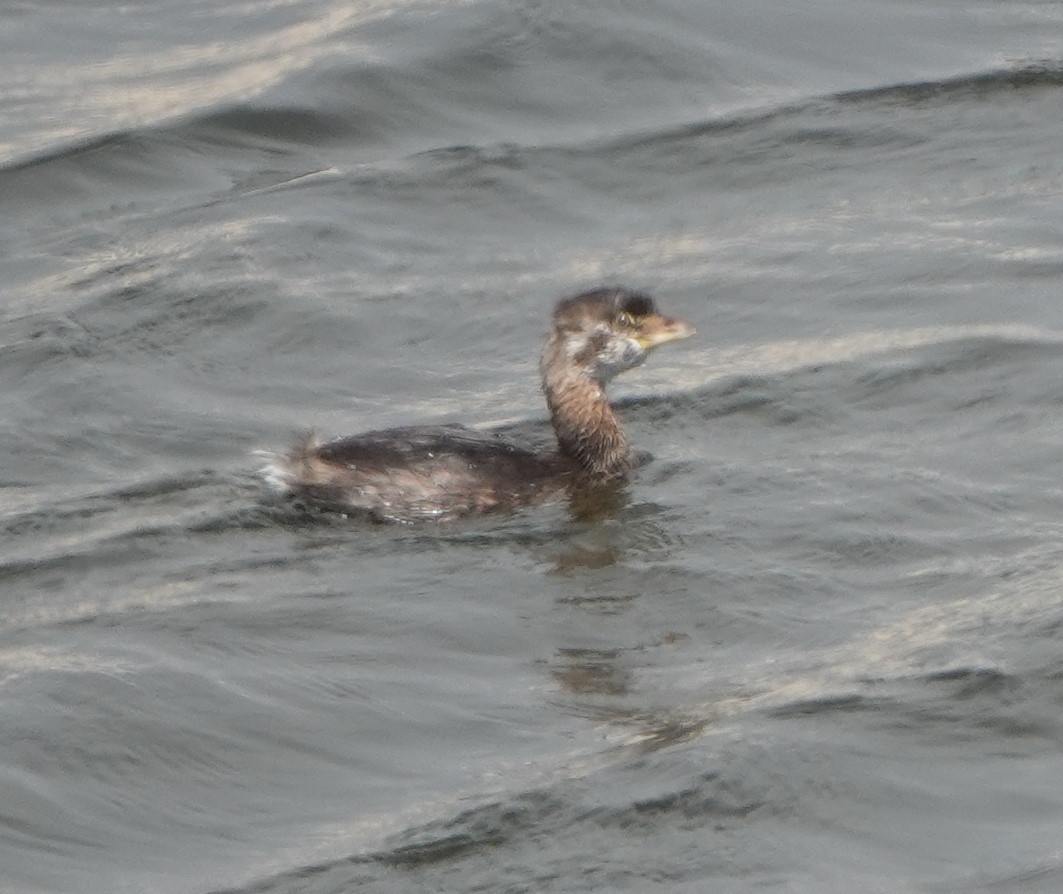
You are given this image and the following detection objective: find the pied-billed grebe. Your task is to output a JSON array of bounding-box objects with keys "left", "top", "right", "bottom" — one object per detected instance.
[{"left": 263, "top": 287, "right": 694, "bottom": 521}]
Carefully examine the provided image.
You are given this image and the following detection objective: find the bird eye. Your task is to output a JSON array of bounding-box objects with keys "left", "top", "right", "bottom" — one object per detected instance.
[{"left": 617, "top": 311, "right": 638, "bottom": 328}]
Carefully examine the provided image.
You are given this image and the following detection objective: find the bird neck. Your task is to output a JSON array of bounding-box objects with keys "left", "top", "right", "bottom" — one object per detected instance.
[{"left": 541, "top": 343, "right": 630, "bottom": 477}]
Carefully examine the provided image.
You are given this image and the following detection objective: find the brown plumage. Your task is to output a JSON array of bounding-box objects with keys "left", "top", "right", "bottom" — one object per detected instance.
[{"left": 262, "top": 288, "right": 693, "bottom": 522}]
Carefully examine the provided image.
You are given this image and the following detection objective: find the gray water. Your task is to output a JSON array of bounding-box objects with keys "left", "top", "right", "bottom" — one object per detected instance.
[{"left": 4, "top": 1, "right": 1063, "bottom": 891}]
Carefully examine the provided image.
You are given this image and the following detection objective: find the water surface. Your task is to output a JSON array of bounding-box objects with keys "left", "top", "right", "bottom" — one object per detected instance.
[{"left": 3, "top": 2, "right": 1063, "bottom": 892}]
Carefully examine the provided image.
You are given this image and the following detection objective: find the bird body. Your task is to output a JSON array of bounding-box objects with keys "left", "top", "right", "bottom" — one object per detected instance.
[{"left": 262, "top": 288, "right": 693, "bottom": 522}]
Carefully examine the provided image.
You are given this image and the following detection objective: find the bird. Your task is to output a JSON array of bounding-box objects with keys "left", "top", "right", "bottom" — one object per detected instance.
[{"left": 262, "top": 287, "right": 694, "bottom": 522}]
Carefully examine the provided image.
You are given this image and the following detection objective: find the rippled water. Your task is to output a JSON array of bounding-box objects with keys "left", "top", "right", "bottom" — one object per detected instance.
[{"left": 4, "top": 1, "right": 1063, "bottom": 892}]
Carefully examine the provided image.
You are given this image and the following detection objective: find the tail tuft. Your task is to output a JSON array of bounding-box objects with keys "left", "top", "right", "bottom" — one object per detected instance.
[{"left": 257, "top": 431, "right": 325, "bottom": 494}]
